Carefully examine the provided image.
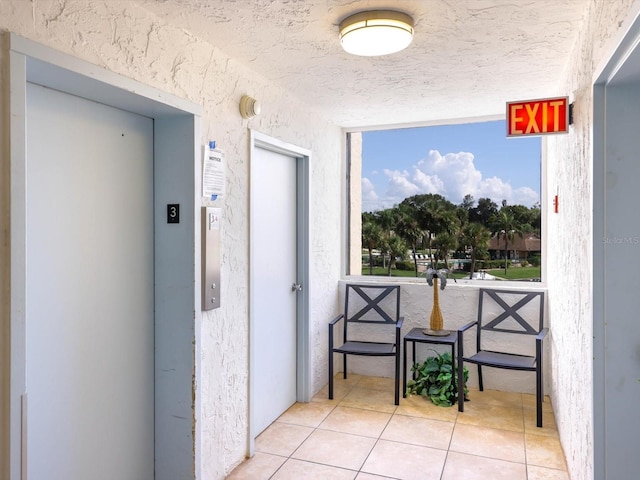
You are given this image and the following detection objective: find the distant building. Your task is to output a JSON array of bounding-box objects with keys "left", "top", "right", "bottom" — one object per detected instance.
[{"left": 488, "top": 233, "right": 541, "bottom": 261}]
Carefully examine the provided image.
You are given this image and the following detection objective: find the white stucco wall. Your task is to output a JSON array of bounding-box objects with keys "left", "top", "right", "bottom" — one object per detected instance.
[
  {"left": 348, "top": 132, "right": 362, "bottom": 275},
  {"left": 3, "top": 2, "right": 639, "bottom": 479},
  {"left": 546, "top": 1, "right": 637, "bottom": 479},
  {"left": 0, "top": 1, "right": 342, "bottom": 478}
]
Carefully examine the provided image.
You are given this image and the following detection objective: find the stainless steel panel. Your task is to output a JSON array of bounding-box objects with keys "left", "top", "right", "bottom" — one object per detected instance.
[{"left": 202, "top": 207, "right": 221, "bottom": 310}]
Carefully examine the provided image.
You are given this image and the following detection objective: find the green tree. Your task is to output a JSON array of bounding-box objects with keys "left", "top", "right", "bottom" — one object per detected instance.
[
  {"left": 461, "top": 222, "right": 491, "bottom": 279},
  {"left": 433, "top": 209, "right": 461, "bottom": 269},
  {"left": 395, "top": 204, "right": 424, "bottom": 276},
  {"left": 362, "top": 213, "right": 383, "bottom": 275},
  {"left": 456, "top": 195, "right": 473, "bottom": 230},
  {"left": 491, "top": 210, "right": 525, "bottom": 275},
  {"left": 501, "top": 204, "right": 536, "bottom": 232},
  {"left": 401, "top": 194, "right": 457, "bottom": 268},
  {"left": 470, "top": 197, "right": 498, "bottom": 225},
  {"left": 529, "top": 203, "right": 541, "bottom": 233},
  {"left": 460, "top": 194, "right": 475, "bottom": 211},
  {"left": 374, "top": 208, "right": 397, "bottom": 239},
  {"left": 432, "top": 231, "right": 458, "bottom": 270},
  {"left": 385, "top": 234, "right": 408, "bottom": 276},
  {"left": 362, "top": 196, "right": 539, "bottom": 278},
  {"left": 373, "top": 207, "right": 403, "bottom": 268}
]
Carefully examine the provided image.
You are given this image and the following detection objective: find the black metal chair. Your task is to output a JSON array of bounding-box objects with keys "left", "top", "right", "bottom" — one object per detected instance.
[
  {"left": 457, "top": 288, "right": 547, "bottom": 427},
  {"left": 328, "top": 284, "right": 404, "bottom": 405}
]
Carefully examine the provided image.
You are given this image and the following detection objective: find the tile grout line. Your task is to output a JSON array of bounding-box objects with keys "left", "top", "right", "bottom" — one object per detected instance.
[
  {"left": 265, "top": 388, "right": 343, "bottom": 480},
  {"left": 355, "top": 404, "right": 398, "bottom": 476},
  {"left": 519, "top": 392, "right": 560, "bottom": 478},
  {"left": 266, "top": 420, "right": 316, "bottom": 480},
  {"left": 334, "top": 375, "right": 400, "bottom": 478},
  {"left": 440, "top": 420, "right": 461, "bottom": 480},
  {"left": 256, "top": 375, "right": 563, "bottom": 479},
  {"left": 521, "top": 392, "right": 531, "bottom": 480},
  {"left": 269, "top": 375, "right": 370, "bottom": 478}
]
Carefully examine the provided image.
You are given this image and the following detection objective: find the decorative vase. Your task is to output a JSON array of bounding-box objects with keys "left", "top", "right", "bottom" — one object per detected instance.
[{"left": 423, "top": 270, "right": 450, "bottom": 336}]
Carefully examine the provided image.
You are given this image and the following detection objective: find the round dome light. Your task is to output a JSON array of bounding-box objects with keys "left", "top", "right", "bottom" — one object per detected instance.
[{"left": 339, "top": 10, "right": 414, "bottom": 57}]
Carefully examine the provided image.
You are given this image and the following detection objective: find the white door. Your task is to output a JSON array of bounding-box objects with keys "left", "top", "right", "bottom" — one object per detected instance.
[
  {"left": 25, "top": 83, "right": 154, "bottom": 479},
  {"left": 251, "top": 146, "right": 298, "bottom": 435},
  {"left": 596, "top": 70, "right": 640, "bottom": 478}
]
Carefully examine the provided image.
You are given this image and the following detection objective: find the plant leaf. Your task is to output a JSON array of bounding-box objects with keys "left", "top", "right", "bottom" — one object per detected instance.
[{"left": 404, "top": 352, "right": 469, "bottom": 407}]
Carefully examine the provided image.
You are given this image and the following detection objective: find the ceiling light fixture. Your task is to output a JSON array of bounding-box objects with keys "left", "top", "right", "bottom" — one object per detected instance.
[{"left": 339, "top": 10, "right": 414, "bottom": 57}]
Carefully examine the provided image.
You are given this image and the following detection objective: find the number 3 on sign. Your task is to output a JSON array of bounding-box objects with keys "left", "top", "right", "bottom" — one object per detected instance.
[{"left": 167, "top": 204, "right": 180, "bottom": 224}]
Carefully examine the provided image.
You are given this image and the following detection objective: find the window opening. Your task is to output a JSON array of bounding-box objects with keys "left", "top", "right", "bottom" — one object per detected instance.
[{"left": 349, "top": 120, "right": 542, "bottom": 282}]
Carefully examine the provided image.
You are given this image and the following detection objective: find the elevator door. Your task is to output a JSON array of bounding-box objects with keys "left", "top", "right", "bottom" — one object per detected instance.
[{"left": 25, "top": 82, "right": 155, "bottom": 479}]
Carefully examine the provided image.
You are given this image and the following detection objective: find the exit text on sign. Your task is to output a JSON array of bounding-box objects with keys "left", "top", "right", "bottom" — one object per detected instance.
[{"left": 507, "top": 97, "right": 569, "bottom": 137}]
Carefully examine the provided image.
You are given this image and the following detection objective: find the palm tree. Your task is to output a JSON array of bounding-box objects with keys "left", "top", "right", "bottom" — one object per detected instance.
[
  {"left": 402, "top": 194, "right": 457, "bottom": 269},
  {"left": 395, "top": 205, "right": 424, "bottom": 276},
  {"left": 435, "top": 206, "right": 462, "bottom": 257},
  {"left": 402, "top": 195, "right": 435, "bottom": 268},
  {"left": 432, "top": 232, "right": 457, "bottom": 270},
  {"left": 461, "top": 222, "right": 491, "bottom": 279},
  {"left": 421, "top": 203, "right": 444, "bottom": 268},
  {"left": 385, "top": 235, "right": 408, "bottom": 276},
  {"left": 491, "top": 210, "right": 524, "bottom": 275},
  {"left": 374, "top": 208, "right": 397, "bottom": 236},
  {"left": 362, "top": 214, "right": 383, "bottom": 275},
  {"left": 374, "top": 207, "right": 400, "bottom": 268}
]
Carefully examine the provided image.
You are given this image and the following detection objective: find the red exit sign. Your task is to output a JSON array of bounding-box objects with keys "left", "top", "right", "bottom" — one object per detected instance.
[{"left": 507, "top": 97, "right": 569, "bottom": 137}]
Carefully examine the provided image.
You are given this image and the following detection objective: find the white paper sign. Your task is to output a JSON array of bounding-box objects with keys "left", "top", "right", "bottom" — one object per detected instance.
[{"left": 203, "top": 146, "right": 225, "bottom": 199}]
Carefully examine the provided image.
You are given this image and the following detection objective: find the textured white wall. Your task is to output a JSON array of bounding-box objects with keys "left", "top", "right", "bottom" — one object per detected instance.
[
  {"left": 0, "top": 1, "right": 341, "bottom": 478},
  {"left": 546, "top": 2, "right": 636, "bottom": 479},
  {"left": 3, "top": 1, "right": 638, "bottom": 479},
  {"left": 348, "top": 132, "right": 362, "bottom": 275}
]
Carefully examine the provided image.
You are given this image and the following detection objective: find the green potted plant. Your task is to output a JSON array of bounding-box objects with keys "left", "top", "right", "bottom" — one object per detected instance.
[{"left": 405, "top": 350, "right": 469, "bottom": 407}]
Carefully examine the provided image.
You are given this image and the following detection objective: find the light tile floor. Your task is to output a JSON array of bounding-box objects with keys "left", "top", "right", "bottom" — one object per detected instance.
[{"left": 227, "top": 375, "right": 569, "bottom": 480}]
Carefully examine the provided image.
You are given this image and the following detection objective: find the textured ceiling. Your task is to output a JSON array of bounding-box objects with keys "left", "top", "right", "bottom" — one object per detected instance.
[{"left": 136, "top": 0, "right": 589, "bottom": 128}]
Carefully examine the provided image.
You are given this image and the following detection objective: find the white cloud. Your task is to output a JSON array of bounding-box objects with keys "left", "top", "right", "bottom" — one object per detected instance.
[
  {"left": 362, "top": 177, "right": 385, "bottom": 212},
  {"left": 361, "top": 177, "right": 378, "bottom": 200},
  {"left": 383, "top": 169, "right": 422, "bottom": 200},
  {"left": 478, "top": 176, "right": 511, "bottom": 200},
  {"left": 415, "top": 150, "right": 483, "bottom": 201},
  {"left": 412, "top": 169, "right": 445, "bottom": 194},
  {"left": 380, "top": 149, "right": 539, "bottom": 207},
  {"left": 511, "top": 186, "right": 539, "bottom": 206}
]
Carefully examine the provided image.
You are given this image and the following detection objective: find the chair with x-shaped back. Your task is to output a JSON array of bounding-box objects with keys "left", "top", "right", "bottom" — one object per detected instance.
[
  {"left": 328, "top": 284, "right": 403, "bottom": 405},
  {"left": 458, "top": 288, "right": 547, "bottom": 427}
]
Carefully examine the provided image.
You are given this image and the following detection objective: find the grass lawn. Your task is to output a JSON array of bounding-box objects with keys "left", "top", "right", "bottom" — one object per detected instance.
[
  {"left": 361, "top": 265, "right": 541, "bottom": 280},
  {"left": 486, "top": 266, "right": 541, "bottom": 280},
  {"left": 360, "top": 266, "right": 422, "bottom": 277}
]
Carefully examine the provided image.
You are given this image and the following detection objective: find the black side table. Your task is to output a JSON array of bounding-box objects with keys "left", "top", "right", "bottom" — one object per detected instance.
[{"left": 402, "top": 327, "right": 458, "bottom": 403}]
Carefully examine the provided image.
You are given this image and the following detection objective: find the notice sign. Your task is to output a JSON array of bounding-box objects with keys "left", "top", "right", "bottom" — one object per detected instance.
[
  {"left": 203, "top": 145, "right": 225, "bottom": 199},
  {"left": 507, "top": 97, "right": 569, "bottom": 137}
]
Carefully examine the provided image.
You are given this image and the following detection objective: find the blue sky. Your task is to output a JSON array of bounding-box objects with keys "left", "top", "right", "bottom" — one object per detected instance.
[{"left": 361, "top": 120, "right": 541, "bottom": 212}]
